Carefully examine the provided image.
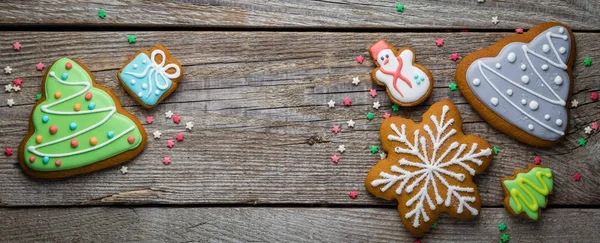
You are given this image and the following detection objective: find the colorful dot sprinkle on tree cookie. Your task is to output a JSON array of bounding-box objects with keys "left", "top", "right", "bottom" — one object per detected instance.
[
  {"left": 365, "top": 99, "right": 494, "bottom": 235},
  {"left": 18, "top": 58, "right": 147, "bottom": 178},
  {"left": 118, "top": 45, "right": 183, "bottom": 108},
  {"left": 501, "top": 164, "right": 553, "bottom": 221}
]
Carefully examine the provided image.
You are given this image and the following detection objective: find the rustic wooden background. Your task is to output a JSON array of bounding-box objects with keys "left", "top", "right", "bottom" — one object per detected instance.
[{"left": 0, "top": 1, "right": 599, "bottom": 242}]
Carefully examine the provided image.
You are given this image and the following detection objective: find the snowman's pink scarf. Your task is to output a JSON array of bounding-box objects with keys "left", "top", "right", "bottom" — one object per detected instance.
[{"left": 379, "top": 56, "right": 412, "bottom": 98}]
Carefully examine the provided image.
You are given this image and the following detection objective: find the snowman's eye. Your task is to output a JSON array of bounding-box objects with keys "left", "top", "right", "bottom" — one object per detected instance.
[
  {"left": 385, "top": 54, "right": 389, "bottom": 58},
  {"left": 380, "top": 57, "right": 384, "bottom": 61}
]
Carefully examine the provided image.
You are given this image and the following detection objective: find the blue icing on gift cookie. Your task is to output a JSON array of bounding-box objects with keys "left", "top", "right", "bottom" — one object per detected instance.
[{"left": 118, "top": 45, "right": 183, "bottom": 108}]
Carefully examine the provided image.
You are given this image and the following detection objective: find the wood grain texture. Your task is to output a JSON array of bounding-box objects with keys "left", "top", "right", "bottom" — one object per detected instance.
[
  {"left": 0, "top": 31, "right": 598, "bottom": 206},
  {"left": 0, "top": 0, "right": 599, "bottom": 30},
  {"left": 1, "top": 207, "right": 598, "bottom": 242}
]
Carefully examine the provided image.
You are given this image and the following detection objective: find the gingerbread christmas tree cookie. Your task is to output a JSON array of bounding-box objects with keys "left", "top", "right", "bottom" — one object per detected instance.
[
  {"left": 365, "top": 99, "right": 494, "bottom": 235},
  {"left": 501, "top": 165, "right": 553, "bottom": 221},
  {"left": 19, "top": 58, "right": 147, "bottom": 178}
]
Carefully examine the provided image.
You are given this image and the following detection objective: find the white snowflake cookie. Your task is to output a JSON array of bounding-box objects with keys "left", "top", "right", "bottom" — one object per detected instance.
[{"left": 365, "top": 100, "right": 494, "bottom": 235}]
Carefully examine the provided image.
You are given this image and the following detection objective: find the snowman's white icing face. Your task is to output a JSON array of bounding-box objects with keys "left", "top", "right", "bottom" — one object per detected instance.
[{"left": 378, "top": 49, "right": 398, "bottom": 68}]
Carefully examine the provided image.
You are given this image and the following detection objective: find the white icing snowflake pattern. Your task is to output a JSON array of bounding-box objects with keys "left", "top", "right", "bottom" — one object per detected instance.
[{"left": 368, "top": 103, "right": 492, "bottom": 233}]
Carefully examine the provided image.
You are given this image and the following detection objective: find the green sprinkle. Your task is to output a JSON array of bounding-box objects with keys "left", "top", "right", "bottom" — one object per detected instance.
[
  {"left": 584, "top": 57, "right": 592, "bottom": 67},
  {"left": 127, "top": 35, "right": 136, "bottom": 44},
  {"left": 35, "top": 93, "right": 42, "bottom": 101},
  {"left": 498, "top": 222, "right": 507, "bottom": 231},
  {"left": 396, "top": 3, "right": 405, "bottom": 12},
  {"left": 431, "top": 222, "right": 438, "bottom": 229},
  {"left": 500, "top": 233, "right": 510, "bottom": 243},
  {"left": 493, "top": 146, "right": 499, "bottom": 155},
  {"left": 98, "top": 9, "right": 106, "bottom": 19},
  {"left": 370, "top": 145, "right": 379, "bottom": 154},
  {"left": 578, "top": 138, "right": 587, "bottom": 146},
  {"left": 392, "top": 104, "right": 400, "bottom": 112},
  {"left": 366, "top": 112, "right": 375, "bottom": 120},
  {"left": 449, "top": 82, "right": 458, "bottom": 91}
]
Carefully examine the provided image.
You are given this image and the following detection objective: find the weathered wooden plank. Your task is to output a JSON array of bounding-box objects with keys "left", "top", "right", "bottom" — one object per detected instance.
[
  {"left": 0, "top": 207, "right": 597, "bottom": 242},
  {"left": 0, "top": 31, "right": 598, "bottom": 206},
  {"left": 0, "top": 0, "right": 599, "bottom": 30}
]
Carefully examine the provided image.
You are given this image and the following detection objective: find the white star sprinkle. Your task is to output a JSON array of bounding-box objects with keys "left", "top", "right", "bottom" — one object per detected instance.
[
  {"left": 327, "top": 100, "right": 336, "bottom": 108},
  {"left": 12, "top": 85, "right": 20, "bottom": 92},
  {"left": 186, "top": 121, "right": 194, "bottom": 131},
  {"left": 4, "top": 66, "right": 12, "bottom": 74},
  {"left": 571, "top": 99, "right": 579, "bottom": 108},
  {"left": 492, "top": 16, "right": 499, "bottom": 25},
  {"left": 338, "top": 145, "right": 346, "bottom": 153},
  {"left": 373, "top": 101, "right": 381, "bottom": 109},
  {"left": 6, "top": 99, "right": 14, "bottom": 107},
  {"left": 584, "top": 126, "right": 593, "bottom": 134},
  {"left": 5, "top": 84, "right": 12, "bottom": 92},
  {"left": 120, "top": 166, "right": 128, "bottom": 174},
  {"left": 165, "top": 110, "right": 174, "bottom": 118},
  {"left": 153, "top": 130, "right": 162, "bottom": 139},
  {"left": 352, "top": 76, "right": 360, "bottom": 85},
  {"left": 347, "top": 119, "right": 355, "bottom": 128},
  {"left": 380, "top": 152, "right": 387, "bottom": 160}
]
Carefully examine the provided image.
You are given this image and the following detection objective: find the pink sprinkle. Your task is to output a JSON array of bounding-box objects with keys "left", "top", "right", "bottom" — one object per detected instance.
[
  {"left": 356, "top": 55, "right": 364, "bottom": 64},
  {"left": 516, "top": 28, "right": 524, "bottom": 34},
  {"left": 13, "top": 78, "right": 22, "bottom": 86},
  {"left": 369, "top": 89, "right": 377, "bottom": 98},
  {"left": 36, "top": 62, "right": 44, "bottom": 71},
  {"left": 451, "top": 53, "right": 460, "bottom": 61},
  {"left": 343, "top": 97, "right": 352, "bottom": 106},
  {"left": 435, "top": 39, "right": 444, "bottom": 47},
  {"left": 175, "top": 133, "right": 184, "bottom": 142},
  {"left": 166, "top": 140, "right": 175, "bottom": 148},
  {"left": 383, "top": 112, "right": 391, "bottom": 119},
  {"left": 145, "top": 116, "right": 154, "bottom": 124},
  {"left": 349, "top": 190, "right": 358, "bottom": 199},
  {"left": 592, "top": 122, "right": 599, "bottom": 130},
  {"left": 331, "top": 154, "right": 340, "bottom": 163},
  {"left": 534, "top": 156, "right": 541, "bottom": 165},
  {"left": 162, "top": 157, "right": 171, "bottom": 165},
  {"left": 591, "top": 92, "right": 598, "bottom": 101},
  {"left": 12, "top": 42, "right": 21, "bottom": 51},
  {"left": 4, "top": 147, "right": 13, "bottom": 156},
  {"left": 172, "top": 115, "right": 181, "bottom": 124},
  {"left": 332, "top": 125, "right": 341, "bottom": 134},
  {"left": 574, "top": 173, "right": 581, "bottom": 181}
]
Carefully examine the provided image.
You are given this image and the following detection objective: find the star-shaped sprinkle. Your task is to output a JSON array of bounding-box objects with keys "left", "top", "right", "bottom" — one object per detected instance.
[
  {"left": 347, "top": 119, "right": 355, "bottom": 128},
  {"left": 352, "top": 76, "right": 361, "bottom": 85},
  {"left": 127, "top": 35, "right": 136, "bottom": 44},
  {"left": 366, "top": 112, "right": 374, "bottom": 120},
  {"left": 4, "top": 147, "right": 13, "bottom": 156},
  {"left": 327, "top": 99, "right": 336, "bottom": 108},
  {"left": 379, "top": 152, "right": 387, "bottom": 160},
  {"left": 98, "top": 9, "right": 106, "bottom": 19},
  {"left": 13, "top": 78, "right": 22, "bottom": 86},
  {"left": 332, "top": 125, "right": 341, "bottom": 134},
  {"left": 573, "top": 173, "right": 581, "bottom": 181},
  {"left": 175, "top": 133, "right": 184, "bottom": 142},
  {"left": 373, "top": 101, "right": 381, "bottom": 109},
  {"left": 153, "top": 130, "right": 162, "bottom": 139},
  {"left": 356, "top": 55, "right": 364, "bottom": 64},
  {"left": 571, "top": 99, "right": 579, "bottom": 107},
  {"left": 162, "top": 157, "right": 171, "bottom": 165},
  {"left": 36, "top": 62, "right": 44, "bottom": 71},
  {"left": 383, "top": 112, "right": 391, "bottom": 119},
  {"left": 435, "top": 38, "right": 444, "bottom": 47},
  {"left": 577, "top": 138, "right": 587, "bottom": 146},
  {"left": 492, "top": 16, "right": 499, "bottom": 25},
  {"left": 369, "top": 89, "right": 377, "bottom": 97},
  {"left": 12, "top": 86, "right": 20, "bottom": 92},
  {"left": 145, "top": 116, "right": 154, "bottom": 124},
  {"left": 13, "top": 42, "right": 21, "bottom": 51},
  {"left": 500, "top": 234, "right": 509, "bottom": 243},
  {"left": 431, "top": 221, "right": 438, "bottom": 229},
  {"left": 392, "top": 104, "right": 399, "bottom": 112},
  {"left": 448, "top": 82, "right": 458, "bottom": 91},
  {"left": 343, "top": 97, "right": 352, "bottom": 106},
  {"left": 396, "top": 3, "right": 404, "bottom": 12},
  {"left": 120, "top": 166, "right": 128, "bottom": 174},
  {"left": 584, "top": 126, "right": 593, "bottom": 134},
  {"left": 592, "top": 122, "right": 599, "bottom": 130},
  {"left": 338, "top": 145, "right": 346, "bottom": 153},
  {"left": 451, "top": 52, "right": 460, "bottom": 61},
  {"left": 534, "top": 156, "right": 541, "bottom": 165},
  {"left": 172, "top": 114, "right": 180, "bottom": 124},
  {"left": 331, "top": 154, "right": 340, "bottom": 163},
  {"left": 498, "top": 222, "right": 507, "bottom": 231},
  {"left": 493, "top": 146, "right": 499, "bottom": 155},
  {"left": 515, "top": 28, "right": 524, "bottom": 34},
  {"left": 35, "top": 93, "right": 42, "bottom": 101},
  {"left": 478, "top": 0, "right": 484, "bottom": 2},
  {"left": 4, "top": 66, "right": 12, "bottom": 74},
  {"left": 7, "top": 99, "right": 14, "bottom": 107},
  {"left": 167, "top": 140, "right": 175, "bottom": 148},
  {"left": 165, "top": 110, "right": 173, "bottom": 118},
  {"left": 348, "top": 190, "right": 358, "bottom": 199},
  {"left": 5, "top": 84, "right": 13, "bottom": 92},
  {"left": 370, "top": 145, "right": 379, "bottom": 154},
  {"left": 583, "top": 57, "right": 592, "bottom": 67},
  {"left": 186, "top": 121, "right": 194, "bottom": 131},
  {"left": 591, "top": 92, "right": 598, "bottom": 101}
]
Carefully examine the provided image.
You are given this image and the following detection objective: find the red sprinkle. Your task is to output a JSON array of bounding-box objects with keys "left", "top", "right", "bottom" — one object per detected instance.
[
  {"left": 343, "top": 97, "right": 352, "bottom": 106},
  {"left": 4, "top": 147, "right": 13, "bottom": 156},
  {"left": 451, "top": 53, "right": 460, "bottom": 61},
  {"left": 534, "top": 156, "right": 541, "bottom": 165},
  {"left": 127, "top": 136, "right": 135, "bottom": 144},
  {"left": 13, "top": 78, "right": 22, "bottom": 86},
  {"left": 516, "top": 28, "right": 524, "bottom": 34},
  {"left": 332, "top": 125, "right": 341, "bottom": 134},
  {"left": 49, "top": 125, "right": 58, "bottom": 134},
  {"left": 162, "top": 157, "right": 171, "bottom": 165},
  {"left": 175, "top": 133, "right": 184, "bottom": 142},
  {"left": 55, "top": 160, "right": 61, "bottom": 167},
  {"left": 29, "top": 156, "right": 36, "bottom": 163},
  {"left": 591, "top": 92, "right": 598, "bottom": 101},
  {"left": 65, "top": 62, "right": 72, "bottom": 70},
  {"left": 70, "top": 139, "right": 79, "bottom": 148},
  {"left": 85, "top": 92, "right": 93, "bottom": 101},
  {"left": 349, "top": 190, "right": 358, "bottom": 199},
  {"left": 356, "top": 55, "right": 365, "bottom": 64},
  {"left": 574, "top": 173, "right": 581, "bottom": 181},
  {"left": 172, "top": 115, "right": 181, "bottom": 124}
]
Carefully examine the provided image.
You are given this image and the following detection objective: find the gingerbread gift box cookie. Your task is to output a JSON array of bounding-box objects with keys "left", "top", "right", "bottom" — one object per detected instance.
[
  {"left": 19, "top": 58, "right": 147, "bottom": 178},
  {"left": 369, "top": 40, "right": 433, "bottom": 107},
  {"left": 365, "top": 100, "right": 494, "bottom": 235},
  {"left": 501, "top": 165, "right": 553, "bottom": 221},
  {"left": 456, "top": 22, "right": 575, "bottom": 147},
  {"left": 118, "top": 45, "right": 183, "bottom": 108}
]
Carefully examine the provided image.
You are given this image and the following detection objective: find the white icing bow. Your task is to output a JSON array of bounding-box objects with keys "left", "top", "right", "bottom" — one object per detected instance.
[{"left": 125, "top": 49, "right": 181, "bottom": 98}]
